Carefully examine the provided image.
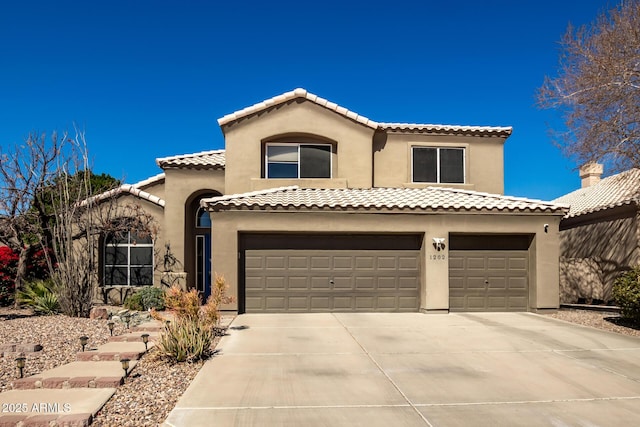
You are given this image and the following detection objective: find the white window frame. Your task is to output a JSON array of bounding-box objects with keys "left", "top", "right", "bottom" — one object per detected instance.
[
  {"left": 411, "top": 146, "right": 466, "bottom": 184},
  {"left": 265, "top": 143, "right": 332, "bottom": 179},
  {"left": 103, "top": 231, "right": 154, "bottom": 287}
]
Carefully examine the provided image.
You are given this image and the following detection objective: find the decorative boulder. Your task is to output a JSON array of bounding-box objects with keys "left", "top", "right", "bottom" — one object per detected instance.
[{"left": 89, "top": 307, "right": 109, "bottom": 320}]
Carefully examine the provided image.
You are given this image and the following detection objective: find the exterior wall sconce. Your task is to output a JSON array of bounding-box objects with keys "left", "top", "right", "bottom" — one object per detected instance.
[
  {"left": 432, "top": 237, "right": 446, "bottom": 251},
  {"left": 544, "top": 224, "right": 549, "bottom": 233},
  {"left": 15, "top": 356, "right": 26, "bottom": 378}
]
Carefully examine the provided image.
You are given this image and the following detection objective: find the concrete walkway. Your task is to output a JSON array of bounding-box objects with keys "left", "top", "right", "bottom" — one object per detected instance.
[
  {"left": 0, "top": 321, "right": 160, "bottom": 426},
  {"left": 165, "top": 312, "right": 640, "bottom": 427}
]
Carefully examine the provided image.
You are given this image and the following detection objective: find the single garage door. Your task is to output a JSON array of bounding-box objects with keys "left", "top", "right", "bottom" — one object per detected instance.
[
  {"left": 241, "top": 234, "right": 421, "bottom": 313},
  {"left": 448, "top": 235, "right": 532, "bottom": 312}
]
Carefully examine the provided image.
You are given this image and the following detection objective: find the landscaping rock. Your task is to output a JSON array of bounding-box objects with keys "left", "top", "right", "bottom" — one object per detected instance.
[{"left": 90, "top": 308, "right": 109, "bottom": 320}]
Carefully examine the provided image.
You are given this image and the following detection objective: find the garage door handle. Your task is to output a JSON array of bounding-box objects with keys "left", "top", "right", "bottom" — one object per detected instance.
[
  {"left": 329, "top": 279, "right": 335, "bottom": 285},
  {"left": 484, "top": 280, "right": 489, "bottom": 284}
]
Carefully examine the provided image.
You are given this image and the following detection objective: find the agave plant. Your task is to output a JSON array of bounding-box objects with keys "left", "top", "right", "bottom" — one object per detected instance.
[{"left": 17, "top": 279, "right": 60, "bottom": 315}]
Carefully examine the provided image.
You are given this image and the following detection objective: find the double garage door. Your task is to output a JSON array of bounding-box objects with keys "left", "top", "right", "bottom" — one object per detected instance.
[{"left": 241, "top": 234, "right": 421, "bottom": 313}]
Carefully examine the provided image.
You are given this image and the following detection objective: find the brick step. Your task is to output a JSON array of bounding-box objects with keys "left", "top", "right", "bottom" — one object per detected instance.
[
  {"left": 11, "top": 361, "right": 137, "bottom": 390},
  {"left": 0, "top": 388, "right": 115, "bottom": 426},
  {"left": 108, "top": 331, "right": 159, "bottom": 342},
  {"left": 76, "top": 341, "right": 154, "bottom": 361}
]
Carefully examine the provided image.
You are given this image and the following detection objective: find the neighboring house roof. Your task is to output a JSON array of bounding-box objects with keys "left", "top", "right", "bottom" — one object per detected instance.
[
  {"left": 202, "top": 186, "right": 567, "bottom": 215},
  {"left": 553, "top": 168, "right": 640, "bottom": 219},
  {"left": 156, "top": 149, "right": 226, "bottom": 170},
  {"left": 217, "top": 88, "right": 512, "bottom": 137}
]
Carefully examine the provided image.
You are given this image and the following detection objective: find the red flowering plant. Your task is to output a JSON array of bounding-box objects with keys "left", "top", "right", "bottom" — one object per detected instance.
[
  {"left": 0, "top": 246, "right": 52, "bottom": 306},
  {"left": 0, "top": 247, "right": 19, "bottom": 306}
]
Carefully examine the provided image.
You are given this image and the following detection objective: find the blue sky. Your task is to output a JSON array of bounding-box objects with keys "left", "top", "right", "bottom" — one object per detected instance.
[{"left": 0, "top": 0, "right": 615, "bottom": 200}]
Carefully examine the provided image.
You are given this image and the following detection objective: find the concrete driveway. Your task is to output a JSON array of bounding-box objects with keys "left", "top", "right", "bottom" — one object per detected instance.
[{"left": 164, "top": 313, "right": 640, "bottom": 426}]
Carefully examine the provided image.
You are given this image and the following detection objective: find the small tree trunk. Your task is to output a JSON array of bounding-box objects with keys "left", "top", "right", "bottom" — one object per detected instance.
[{"left": 13, "top": 246, "right": 29, "bottom": 308}]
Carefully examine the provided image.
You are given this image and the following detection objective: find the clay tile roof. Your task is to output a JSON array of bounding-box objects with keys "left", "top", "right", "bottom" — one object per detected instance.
[
  {"left": 217, "top": 88, "right": 511, "bottom": 137},
  {"left": 79, "top": 184, "right": 165, "bottom": 208},
  {"left": 202, "top": 186, "right": 567, "bottom": 215},
  {"left": 379, "top": 123, "right": 512, "bottom": 137},
  {"left": 156, "top": 149, "right": 225, "bottom": 170},
  {"left": 217, "top": 88, "right": 379, "bottom": 129},
  {"left": 553, "top": 168, "right": 640, "bottom": 218},
  {"left": 132, "top": 173, "right": 165, "bottom": 189}
]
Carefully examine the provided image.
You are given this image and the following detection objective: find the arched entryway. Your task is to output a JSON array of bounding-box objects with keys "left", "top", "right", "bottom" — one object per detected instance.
[{"left": 185, "top": 191, "right": 220, "bottom": 297}]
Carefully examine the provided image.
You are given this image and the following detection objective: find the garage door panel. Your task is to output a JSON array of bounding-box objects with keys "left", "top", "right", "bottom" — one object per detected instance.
[
  {"left": 449, "top": 249, "right": 529, "bottom": 312},
  {"left": 288, "top": 256, "right": 309, "bottom": 269},
  {"left": 355, "top": 257, "right": 375, "bottom": 269},
  {"left": 488, "top": 277, "right": 506, "bottom": 289},
  {"left": 509, "top": 277, "right": 527, "bottom": 290},
  {"left": 245, "top": 249, "right": 420, "bottom": 313},
  {"left": 488, "top": 257, "right": 507, "bottom": 270},
  {"left": 508, "top": 257, "right": 527, "bottom": 270},
  {"left": 265, "top": 296, "right": 286, "bottom": 310},
  {"left": 266, "top": 277, "right": 286, "bottom": 289},
  {"left": 265, "top": 256, "right": 286, "bottom": 269},
  {"left": 311, "top": 256, "right": 330, "bottom": 269},
  {"left": 332, "top": 276, "right": 352, "bottom": 289},
  {"left": 377, "top": 257, "right": 397, "bottom": 269},
  {"left": 333, "top": 256, "right": 353, "bottom": 269},
  {"left": 467, "top": 257, "right": 486, "bottom": 269},
  {"left": 398, "top": 277, "right": 419, "bottom": 290}
]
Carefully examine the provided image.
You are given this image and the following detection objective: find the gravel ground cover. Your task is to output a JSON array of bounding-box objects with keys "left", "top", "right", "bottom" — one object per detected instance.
[{"left": 1, "top": 307, "right": 639, "bottom": 426}]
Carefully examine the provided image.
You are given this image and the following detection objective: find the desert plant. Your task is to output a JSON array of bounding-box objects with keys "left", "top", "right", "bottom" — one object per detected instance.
[
  {"left": 612, "top": 267, "right": 640, "bottom": 322},
  {"left": 138, "top": 286, "right": 165, "bottom": 311},
  {"left": 157, "top": 279, "right": 233, "bottom": 362},
  {"left": 164, "top": 285, "right": 200, "bottom": 319},
  {"left": 123, "top": 292, "right": 144, "bottom": 311},
  {"left": 156, "top": 316, "right": 213, "bottom": 362},
  {"left": 17, "top": 279, "right": 60, "bottom": 315}
]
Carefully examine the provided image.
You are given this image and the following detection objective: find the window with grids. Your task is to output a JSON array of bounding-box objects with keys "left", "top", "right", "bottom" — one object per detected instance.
[
  {"left": 412, "top": 147, "right": 465, "bottom": 184},
  {"left": 265, "top": 144, "right": 331, "bottom": 178},
  {"left": 103, "top": 231, "right": 154, "bottom": 286}
]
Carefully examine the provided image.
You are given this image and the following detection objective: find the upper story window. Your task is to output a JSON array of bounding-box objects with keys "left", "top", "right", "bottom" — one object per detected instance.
[
  {"left": 412, "top": 147, "right": 465, "bottom": 184},
  {"left": 266, "top": 144, "right": 331, "bottom": 179}
]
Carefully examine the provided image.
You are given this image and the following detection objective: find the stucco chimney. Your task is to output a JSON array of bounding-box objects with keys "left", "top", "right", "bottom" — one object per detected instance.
[{"left": 579, "top": 162, "right": 603, "bottom": 188}]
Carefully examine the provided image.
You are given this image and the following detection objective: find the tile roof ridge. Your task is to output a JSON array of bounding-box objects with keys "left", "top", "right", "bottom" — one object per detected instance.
[
  {"left": 79, "top": 185, "right": 166, "bottom": 208},
  {"left": 217, "top": 88, "right": 379, "bottom": 129},
  {"left": 132, "top": 173, "right": 165, "bottom": 188},
  {"left": 156, "top": 149, "right": 225, "bottom": 164},
  {"left": 200, "top": 185, "right": 300, "bottom": 207}
]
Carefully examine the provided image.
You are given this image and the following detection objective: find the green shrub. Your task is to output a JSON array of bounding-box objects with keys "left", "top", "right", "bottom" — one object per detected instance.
[
  {"left": 123, "top": 292, "right": 144, "bottom": 311},
  {"left": 17, "top": 280, "right": 60, "bottom": 315},
  {"left": 124, "top": 287, "right": 165, "bottom": 311},
  {"left": 612, "top": 267, "right": 640, "bottom": 322},
  {"left": 157, "top": 316, "right": 213, "bottom": 362},
  {"left": 138, "top": 286, "right": 165, "bottom": 311}
]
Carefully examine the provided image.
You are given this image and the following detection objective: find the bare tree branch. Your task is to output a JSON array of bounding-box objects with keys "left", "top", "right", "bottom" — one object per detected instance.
[{"left": 537, "top": 1, "right": 640, "bottom": 172}]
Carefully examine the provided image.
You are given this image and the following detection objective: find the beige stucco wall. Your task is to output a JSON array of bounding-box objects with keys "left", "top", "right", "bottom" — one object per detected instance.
[
  {"left": 559, "top": 209, "right": 640, "bottom": 303},
  {"left": 222, "top": 100, "right": 376, "bottom": 194},
  {"left": 374, "top": 133, "right": 506, "bottom": 194},
  {"left": 138, "top": 179, "right": 166, "bottom": 201},
  {"left": 210, "top": 210, "right": 561, "bottom": 312},
  {"left": 162, "top": 168, "right": 225, "bottom": 275}
]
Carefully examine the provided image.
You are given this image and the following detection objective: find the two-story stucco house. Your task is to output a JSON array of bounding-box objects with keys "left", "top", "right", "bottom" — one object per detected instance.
[{"left": 98, "top": 88, "right": 567, "bottom": 313}]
